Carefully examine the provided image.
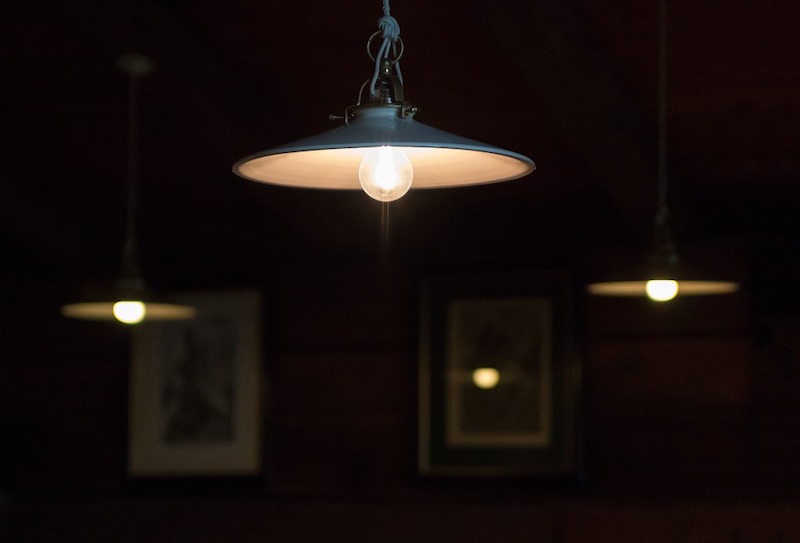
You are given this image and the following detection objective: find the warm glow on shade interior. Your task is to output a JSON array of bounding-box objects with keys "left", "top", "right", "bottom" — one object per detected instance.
[
  {"left": 235, "top": 146, "right": 532, "bottom": 190},
  {"left": 587, "top": 280, "right": 739, "bottom": 297},
  {"left": 61, "top": 302, "right": 196, "bottom": 322},
  {"left": 233, "top": 104, "right": 534, "bottom": 192}
]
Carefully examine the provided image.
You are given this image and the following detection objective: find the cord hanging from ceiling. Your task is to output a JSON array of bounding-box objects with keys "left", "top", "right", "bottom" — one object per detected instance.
[{"left": 369, "top": 0, "right": 403, "bottom": 98}]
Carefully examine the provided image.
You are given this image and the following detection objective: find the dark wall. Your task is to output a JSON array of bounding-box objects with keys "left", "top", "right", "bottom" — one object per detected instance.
[{"left": 3, "top": 255, "right": 800, "bottom": 541}]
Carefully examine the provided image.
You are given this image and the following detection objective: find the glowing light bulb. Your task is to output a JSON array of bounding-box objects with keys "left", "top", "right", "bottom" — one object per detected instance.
[
  {"left": 646, "top": 279, "right": 679, "bottom": 302},
  {"left": 358, "top": 146, "right": 413, "bottom": 202},
  {"left": 113, "top": 300, "right": 146, "bottom": 324},
  {"left": 472, "top": 367, "right": 500, "bottom": 389}
]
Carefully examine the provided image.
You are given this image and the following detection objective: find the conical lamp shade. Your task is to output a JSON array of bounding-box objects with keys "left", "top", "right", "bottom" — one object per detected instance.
[
  {"left": 586, "top": 280, "right": 740, "bottom": 297},
  {"left": 586, "top": 250, "right": 740, "bottom": 299},
  {"left": 61, "top": 277, "right": 195, "bottom": 323},
  {"left": 233, "top": 104, "right": 535, "bottom": 190},
  {"left": 60, "top": 302, "right": 196, "bottom": 321}
]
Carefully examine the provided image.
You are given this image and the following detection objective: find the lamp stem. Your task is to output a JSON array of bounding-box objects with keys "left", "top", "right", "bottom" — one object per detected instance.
[
  {"left": 116, "top": 54, "right": 152, "bottom": 279},
  {"left": 656, "top": 0, "right": 668, "bottom": 216},
  {"left": 122, "top": 68, "right": 140, "bottom": 278},
  {"left": 653, "top": 0, "right": 675, "bottom": 257}
]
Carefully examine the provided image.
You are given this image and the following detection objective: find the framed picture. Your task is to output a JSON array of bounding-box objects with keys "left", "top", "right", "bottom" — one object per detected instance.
[
  {"left": 128, "top": 289, "right": 264, "bottom": 477},
  {"left": 418, "top": 270, "right": 580, "bottom": 477}
]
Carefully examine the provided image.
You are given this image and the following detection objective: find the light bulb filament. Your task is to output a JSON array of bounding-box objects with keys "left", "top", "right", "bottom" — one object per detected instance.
[
  {"left": 375, "top": 148, "right": 400, "bottom": 188},
  {"left": 358, "top": 146, "right": 413, "bottom": 202}
]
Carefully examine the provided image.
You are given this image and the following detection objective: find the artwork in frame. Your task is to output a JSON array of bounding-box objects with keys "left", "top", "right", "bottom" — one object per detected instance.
[
  {"left": 418, "top": 270, "right": 580, "bottom": 477},
  {"left": 128, "top": 289, "right": 264, "bottom": 478}
]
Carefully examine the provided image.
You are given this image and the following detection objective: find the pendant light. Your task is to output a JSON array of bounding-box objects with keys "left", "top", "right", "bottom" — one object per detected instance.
[
  {"left": 586, "top": 0, "right": 739, "bottom": 302},
  {"left": 232, "top": 0, "right": 535, "bottom": 202},
  {"left": 61, "top": 54, "right": 195, "bottom": 324}
]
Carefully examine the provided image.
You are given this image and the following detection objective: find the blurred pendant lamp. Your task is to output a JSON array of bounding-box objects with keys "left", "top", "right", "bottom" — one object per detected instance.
[
  {"left": 232, "top": 0, "right": 534, "bottom": 202},
  {"left": 586, "top": 0, "right": 739, "bottom": 302},
  {"left": 61, "top": 54, "right": 195, "bottom": 324}
]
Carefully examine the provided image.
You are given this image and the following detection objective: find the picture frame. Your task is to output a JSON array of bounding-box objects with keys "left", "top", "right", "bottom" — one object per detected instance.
[
  {"left": 128, "top": 289, "right": 264, "bottom": 478},
  {"left": 418, "top": 270, "right": 580, "bottom": 477}
]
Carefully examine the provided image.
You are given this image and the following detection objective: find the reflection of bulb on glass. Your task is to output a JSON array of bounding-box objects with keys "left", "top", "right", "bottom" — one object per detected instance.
[
  {"left": 358, "top": 146, "right": 413, "bottom": 202},
  {"left": 646, "top": 279, "right": 679, "bottom": 302},
  {"left": 113, "top": 300, "right": 146, "bottom": 324},
  {"left": 472, "top": 367, "right": 500, "bottom": 389}
]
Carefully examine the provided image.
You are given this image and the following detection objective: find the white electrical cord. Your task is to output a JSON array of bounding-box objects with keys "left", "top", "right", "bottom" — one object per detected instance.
[{"left": 369, "top": 0, "right": 403, "bottom": 97}]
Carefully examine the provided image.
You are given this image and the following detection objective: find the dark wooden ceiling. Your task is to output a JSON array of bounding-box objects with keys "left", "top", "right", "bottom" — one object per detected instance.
[{"left": 3, "top": 0, "right": 799, "bottom": 290}]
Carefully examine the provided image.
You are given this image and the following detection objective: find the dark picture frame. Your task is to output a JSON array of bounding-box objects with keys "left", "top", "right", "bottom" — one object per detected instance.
[
  {"left": 128, "top": 289, "right": 264, "bottom": 478},
  {"left": 418, "top": 270, "right": 580, "bottom": 477}
]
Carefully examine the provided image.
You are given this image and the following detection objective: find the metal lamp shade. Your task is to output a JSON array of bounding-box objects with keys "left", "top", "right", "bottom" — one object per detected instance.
[
  {"left": 61, "top": 277, "right": 195, "bottom": 322},
  {"left": 233, "top": 105, "right": 535, "bottom": 189},
  {"left": 586, "top": 255, "right": 740, "bottom": 297},
  {"left": 60, "top": 301, "right": 196, "bottom": 321},
  {"left": 586, "top": 280, "right": 739, "bottom": 297}
]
